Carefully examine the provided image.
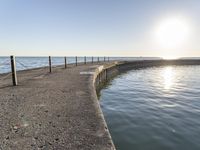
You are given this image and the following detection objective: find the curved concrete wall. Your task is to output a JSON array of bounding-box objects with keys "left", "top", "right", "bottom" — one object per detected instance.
[
  {"left": 90, "top": 65, "right": 116, "bottom": 150},
  {"left": 94, "top": 59, "right": 200, "bottom": 149}
]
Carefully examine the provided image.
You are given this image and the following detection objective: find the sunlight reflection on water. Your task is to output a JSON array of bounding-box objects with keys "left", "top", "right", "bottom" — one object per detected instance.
[
  {"left": 100, "top": 65, "right": 200, "bottom": 150},
  {"left": 161, "top": 66, "right": 174, "bottom": 90}
]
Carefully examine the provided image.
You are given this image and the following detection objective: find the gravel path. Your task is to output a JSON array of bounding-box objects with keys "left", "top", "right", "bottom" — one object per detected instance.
[{"left": 0, "top": 63, "right": 115, "bottom": 150}]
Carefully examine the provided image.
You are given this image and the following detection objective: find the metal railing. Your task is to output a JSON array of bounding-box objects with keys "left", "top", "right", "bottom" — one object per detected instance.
[{"left": 0, "top": 56, "right": 110, "bottom": 86}]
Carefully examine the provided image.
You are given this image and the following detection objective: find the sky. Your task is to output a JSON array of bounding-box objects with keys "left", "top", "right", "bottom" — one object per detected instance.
[{"left": 0, "top": 0, "right": 200, "bottom": 57}]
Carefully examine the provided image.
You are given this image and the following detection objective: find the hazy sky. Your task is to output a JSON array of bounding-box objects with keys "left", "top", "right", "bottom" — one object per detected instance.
[{"left": 0, "top": 0, "right": 200, "bottom": 57}]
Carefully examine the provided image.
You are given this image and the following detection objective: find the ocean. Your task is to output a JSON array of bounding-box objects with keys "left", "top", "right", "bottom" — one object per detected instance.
[{"left": 0, "top": 56, "right": 159, "bottom": 74}]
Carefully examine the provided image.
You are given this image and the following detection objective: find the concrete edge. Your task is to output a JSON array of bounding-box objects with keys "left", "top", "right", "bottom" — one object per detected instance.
[
  {"left": 89, "top": 59, "right": 200, "bottom": 150},
  {"left": 88, "top": 63, "right": 118, "bottom": 150}
]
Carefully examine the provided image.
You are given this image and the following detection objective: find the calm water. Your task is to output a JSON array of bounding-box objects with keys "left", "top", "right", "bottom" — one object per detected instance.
[
  {"left": 0, "top": 56, "right": 159, "bottom": 74},
  {"left": 0, "top": 57, "right": 93, "bottom": 74},
  {"left": 100, "top": 65, "right": 200, "bottom": 150}
]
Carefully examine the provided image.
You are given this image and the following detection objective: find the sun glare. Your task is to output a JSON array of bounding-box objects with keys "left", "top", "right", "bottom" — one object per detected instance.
[
  {"left": 156, "top": 17, "right": 190, "bottom": 49},
  {"left": 154, "top": 16, "right": 192, "bottom": 59},
  {"left": 162, "top": 55, "right": 179, "bottom": 60},
  {"left": 161, "top": 66, "right": 175, "bottom": 90}
]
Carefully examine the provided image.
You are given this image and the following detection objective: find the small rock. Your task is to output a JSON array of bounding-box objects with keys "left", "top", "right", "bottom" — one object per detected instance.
[
  {"left": 55, "top": 138, "right": 59, "bottom": 142},
  {"left": 13, "top": 124, "right": 20, "bottom": 132}
]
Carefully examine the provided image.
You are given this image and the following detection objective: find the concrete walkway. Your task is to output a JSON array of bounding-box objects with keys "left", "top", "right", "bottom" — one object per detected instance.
[{"left": 0, "top": 63, "right": 115, "bottom": 150}]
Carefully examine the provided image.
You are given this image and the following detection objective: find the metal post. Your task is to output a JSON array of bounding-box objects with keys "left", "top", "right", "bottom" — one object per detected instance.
[
  {"left": 75, "top": 56, "right": 78, "bottom": 66},
  {"left": 108, "top": 57, "right": 109, "bottom": 62},
  {"left": 98, "top": 57, "right": 99, "bottom": 63},
  {"left": 92, "top": 56, "right": 93, "bottom": 63},
  {"left": 98, "top": 72, "right": 101, "bottom": 85},
  {"left": 84, "top": 56, "right": 86, "bottom": 64},
  {"left": 49, "top": 56, "right": 52, "bottom": 73},
  {"left": 105, "top": 69, "right": 107, "bottom": 81},
  {"left": 104, "top": 56, "right": 106, "bottom": 62},
  {"left": 10, "top": 55, "right": 17, "bottom": 86},
  {"left": 64, "top": 56, "right": 67, "bottom": 69}
]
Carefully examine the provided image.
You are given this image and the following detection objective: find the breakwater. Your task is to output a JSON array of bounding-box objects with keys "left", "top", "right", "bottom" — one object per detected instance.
[
  {"left": 96, "top": 59, "right": 200, "bottom": 89},
  {"left": 0, "top": 59, "right": 200, "bottom": 149},
  {"left": 0, "top": 60, "right": 116, "bottom": 150},
  {"left": 99, "top": 64, "right": 200, "bottom": 150}
]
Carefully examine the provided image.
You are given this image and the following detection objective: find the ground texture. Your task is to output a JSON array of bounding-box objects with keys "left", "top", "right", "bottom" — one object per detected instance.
[{"left": 0, "top": 63, "right": 115, "bottom": 150}]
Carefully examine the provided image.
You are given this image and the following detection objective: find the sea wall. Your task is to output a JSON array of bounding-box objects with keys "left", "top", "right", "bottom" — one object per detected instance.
[
  {"left": 1, "top": 59, "right": 199, "bottom": 149},
  {"left": 95, "top": 59, "right": 200, "bottom": 88},
  {"left": 116, "top": 59, "right": 200, "bottom": 73},
  {"left": 94, "top": 59, "right": 200, "bottom": 148}
]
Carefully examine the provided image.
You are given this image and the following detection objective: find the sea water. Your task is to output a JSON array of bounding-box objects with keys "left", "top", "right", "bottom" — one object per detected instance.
[
  {"left": 0, "top": 57, "right": 158, "bottom": 74},
  {"left": 100, "top": 65, "right": 200, "bottom": 150}
]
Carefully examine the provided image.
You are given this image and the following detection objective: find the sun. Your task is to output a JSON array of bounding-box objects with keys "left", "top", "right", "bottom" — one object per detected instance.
[{"left": 155, "top": 16, "right": 190, "bottom": 58}]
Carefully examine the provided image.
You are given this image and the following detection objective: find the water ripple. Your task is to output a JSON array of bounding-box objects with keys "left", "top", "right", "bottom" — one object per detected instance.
[{"left": 100, "top": 65, "right": 200, "bottom": 150}]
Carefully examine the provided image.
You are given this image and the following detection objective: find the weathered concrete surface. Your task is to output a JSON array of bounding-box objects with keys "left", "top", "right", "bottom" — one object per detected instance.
[
  {"left": 1, "top": 59, "right": 200, "bottom": 150},
  {"left": 0, "top": 63, "right": 116, "bottom": 150}
]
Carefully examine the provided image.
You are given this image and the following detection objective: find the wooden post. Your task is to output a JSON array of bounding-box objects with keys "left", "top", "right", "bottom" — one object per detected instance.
[
  {"left": 75, "top": 56, "right": 78, "bottom": 66},
  {"left": 104, "top": 56, "right": 106, "bottom": 62},
  {"left": 108, "top": 57, "right": 109, "bottom": 62},
  {"left": 92, "top": 56, "right": 93, "bottom": 63},
  {"left": 10, "top": 55, "right": 17, "bottom": 86},
  {"left": 84, "top": 56, "right": 86, "bottom": 64},
  {"left": 49, "top": 56, "right": 52, "bottom": 73},
  {"left": 64, "top": 56, "right": 67, "bottom": 69},
  {"left": 98, "top": 57, "right": 99, "bottom": 63}
]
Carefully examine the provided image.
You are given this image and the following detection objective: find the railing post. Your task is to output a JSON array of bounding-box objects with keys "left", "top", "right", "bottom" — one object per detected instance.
[
  {"left": 105, "top": 69, "right": 107, "bottom": 81},
  {"left": 92, "top": 56, "right": 93, "bottom": 63},
  {"left": 98, "top": 57, "right": 99, "bottom": 63},
  {"left": 10, "top": 55, "right": 17, "bottom": 86},
  {"left": 98, "top": 72, "right": 101, "bottom": 85},
  {"left": 108, "top": 57, "right": 110, "bottom": 62},
  {"left": 84, "top": 56, "right": 86, "bottom": 64},
  {"left": 76, "top": 56, "right": 78, "bottom": 66},
  {"left": 104, "top": 56, "right": 106, "bottom": 62},
  {"left": 64, "top": 56, "right": 67, "bottom": 69},
  {"left": 49, "top": 56, "right": 52, "bottom": 73}
]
